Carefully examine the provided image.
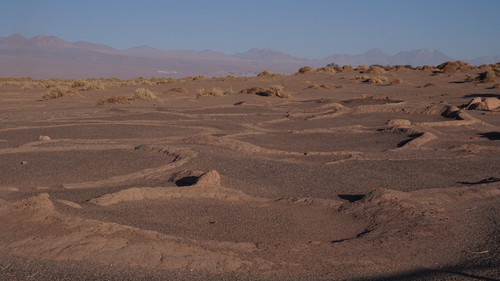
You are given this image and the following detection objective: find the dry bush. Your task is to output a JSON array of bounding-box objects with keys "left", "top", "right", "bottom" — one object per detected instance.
[
  {"left": 340, "top": 65, "right": 354, "bottom": 72},
  {"left": 316, "top": 66, "right": 336, "bottom": 73},
  {"left": 83, "top": 80, "right": 106, "bottom": 91},
  {"left": 366, "top": 76, "right": 389, "bottom": 84},
  {"left": 71, "top": 80, "right": 87, "bottom": 88},
  {"left": 335, "top": 85, "right": 344, "bottom": 89},
  {"left": 423, "top": 83, "right": 437, "bottom": 87},
  {"left": 366, "top": 65, "right": 387, "bottom": 74},
  {"left": 296, "top": 66, "right": 315, "bottom": 74},
  {"left": 196, "top": 87, "right": 226, "bottom": 98},
  {"left": 20, "top": 83, "right": 34, "bottom": 90},
  {"left": 133, "top": 88, "right": 158, "bottom": 100},
  {"left": 389, "top": 78, "right": 404, "bottom": 85},
  {"left": 42, "top": 87, "right": 78, "bottom": 100},
  {"left": 257, "top": 70, "right": 282, "bottom": 77},
  {"left": 240, "top": 87, "right": 265, "bottom": 94},
  {"left": 305, "top": 84, "right": 331, "bottom": 90},
  {"left": 192, "top": 75, "right": 207, "bottom": 81},
  {"left": 168, "top": 87, "right": 188, "bottom": 94},
  {"left": 355, "top": 65, "right": 368, "bottom": 72},
  {"left": 256, "top": 85, "right": 291, "bottom": 99},
  {"left": 437, "top": 61, "right": 474, "bottom": 73},
  {"left": 96, "top": 96, "right": 131, "bottom": 106},
  {"left": 224, "top": 87, "right": 234, "bottom": 95}
]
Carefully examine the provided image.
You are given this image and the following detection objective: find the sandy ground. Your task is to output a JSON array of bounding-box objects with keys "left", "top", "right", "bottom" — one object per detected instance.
[{"left": 0, "top": 65, "right": 499, "bottom": 280}]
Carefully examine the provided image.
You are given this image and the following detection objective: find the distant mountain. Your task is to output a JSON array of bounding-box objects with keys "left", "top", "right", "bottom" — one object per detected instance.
[
  {"left": 468, "top": 55, "right": 500, "bottom": 66},
  {"left": 390, "top": 49, "right": 452, "bottom": 66},
  {"left": 322, "top": 48, "right": 392, "bottom": 66},
  {"left": 0, "top": 34, "right": 497, "bottom": 78},
  {"left": 234, "top": 48, "right": 306, "bottom": 62}
]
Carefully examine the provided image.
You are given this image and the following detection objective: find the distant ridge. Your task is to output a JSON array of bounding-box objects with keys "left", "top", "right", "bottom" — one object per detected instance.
[{"left": 0, "top": 34, "right": 497, "bottom": 78}]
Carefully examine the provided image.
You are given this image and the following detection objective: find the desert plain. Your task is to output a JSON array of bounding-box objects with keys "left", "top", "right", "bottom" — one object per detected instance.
[{"left": 0, "top": 63, "right": 499, "bottom": 280}]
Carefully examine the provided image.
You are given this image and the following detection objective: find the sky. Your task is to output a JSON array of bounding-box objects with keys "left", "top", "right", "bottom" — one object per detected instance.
[{"left": 1, "top": 0, "right": 499, "bottom": 60}]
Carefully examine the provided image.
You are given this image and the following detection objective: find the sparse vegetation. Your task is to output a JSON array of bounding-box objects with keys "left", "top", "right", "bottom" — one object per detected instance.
[
  {"left": 20, "top": 83, "right": 33, "bottom": 90},
  {"left": 196, "top": 87, "right": 228, "bottom": 98},
  {"left": 365, "top": 76, "right": 389, "bottom": 84},
  {"left": 96, "top": 96, "right": 131, "bottom": 106},
  {"left": 296, "top": 66, "right": 315, "bottom": 74},
  {"left": 389, "top": 78, "right": 404, "bottom": 85},
  {"left": 133, "top": 88, "right": 158, "bottom": 100},
  {"left": 305, "top": 84, "right": 331, "bottom": 90},
  {"left": 355, "top": 65, "right": 368, "bottom": 72},
  {"left": 42, "top": 87, "right": 78, "bottom": 100},
  {"left": 192, "top": 75, "right": 207, "bottom": 81},
  {"left": 257, "top": 70, "right": 282, "bottom": 77},
  {"left": 366, "top": 65, "right": 387, "bottom": 74},
  {"left": 316, "top": 66, "right": 336, "bottom": 73},
  {"left": 341, "top": 65, "right": 354, "bottom": 72},
  {"left": 257, "top": 85, "right": 291, "bottom": 98},
  {"left": 168, "top": 87, "right": 188, "bottom": 94}
]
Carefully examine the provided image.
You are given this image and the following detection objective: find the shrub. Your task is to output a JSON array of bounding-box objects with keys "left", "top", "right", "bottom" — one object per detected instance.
[
  {"left": 96, "top": 96, "right": 131, "bottom": 105},
  {"left": 256, "top": 85, "right": 291, "bottom": 99},
  {"left": 389, "top": 78, "right": 404, "bottom": 85},
  {"left": 192, "top": 75, "right": 207, "bottom": 81},
  {"left": 133, "top": 88, "right": 158, "bottom": 100},
  {"left": 83, "top": 80, "right": 106, "bottom": 91},
  {"left": 366, "top": 65, "right": 387, "bottom": 74},
  {"left": 341, "top": 65, "right": 354, "bottom": 72},
  {"left": 257, "top": 70, "right": 282, "bottom": 77},
  {"left": 296, "top": 66, "right": 315, "bottom": 74},
  {"left": 366, "top": 76, "right": 389, "bottom": 84},
  {"left": 305, "top": 84, "right": 331, "bottom": 90},
  {"left": 355, "top": 65, "right": 368, "bottom": 72},
  {"left": 196, "top": 87, "right": 226, "bottom": 98},
  {"left": 316, "top": 66, "right": 336, "bottom": 73},
  {"left": 42, "top": 87, "right": 77, "bottom": 100},
  {"left": 20, "top": 83, "right": 33, "bottom": 90},
  {"left": 168, "top": 87, "right": 188, "bottom": 94}
]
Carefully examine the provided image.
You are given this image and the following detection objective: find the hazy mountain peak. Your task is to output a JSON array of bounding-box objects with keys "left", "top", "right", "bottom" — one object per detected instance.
[
  {"left": 364, "top": 48, "right": 388, "bottom": 56},
  {"left": 29, "top": 34, "right": 71, "bottom": 48},
  {"left": 234, "top": 48, "right": 304, "bottom": 62}
]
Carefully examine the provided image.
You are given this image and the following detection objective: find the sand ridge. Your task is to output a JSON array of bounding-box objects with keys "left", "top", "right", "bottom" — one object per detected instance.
[{"left": 0, "top": 65, "right": 499, "bottom": 280}]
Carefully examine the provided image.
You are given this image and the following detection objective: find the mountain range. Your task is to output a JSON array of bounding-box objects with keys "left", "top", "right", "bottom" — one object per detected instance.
[{"left": 0, "top": 34, "right": 498, "bottom": 79}]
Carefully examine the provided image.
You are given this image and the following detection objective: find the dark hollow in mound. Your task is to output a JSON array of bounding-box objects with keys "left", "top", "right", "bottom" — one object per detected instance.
[{"left": 337, "top": 194, "right": 366, "bottom": 202}]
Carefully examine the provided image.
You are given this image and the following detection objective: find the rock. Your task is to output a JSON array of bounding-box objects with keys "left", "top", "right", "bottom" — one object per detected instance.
[
  {"left": 38, "top": 135, "right": 51, "bottom": 141},
  {"left": 385, "top": 119, "right": 412, "bottom": 127},
  {"left": 21, "top": 161, "right": 28, "bottom": 165},
  {"left": 464, "top": 97, "right": 500, "bottom": 110},
  {"left": 196, "top": 170, "right": 221, "bottom": 186}
]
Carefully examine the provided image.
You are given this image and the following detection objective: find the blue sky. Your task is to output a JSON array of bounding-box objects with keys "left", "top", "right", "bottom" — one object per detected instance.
[{"left": 1, "top": 0, "right": 499, "bottom": 59}]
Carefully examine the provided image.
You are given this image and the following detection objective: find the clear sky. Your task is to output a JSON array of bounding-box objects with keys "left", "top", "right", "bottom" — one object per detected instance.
[{"left": 1, "top": 0, "right": 499, "bottom": 59}]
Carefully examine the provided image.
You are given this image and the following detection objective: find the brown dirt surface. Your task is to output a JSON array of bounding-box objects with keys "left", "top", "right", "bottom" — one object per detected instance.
[{"left": 0, "top": 66, "right": 499, "bottom": 280}]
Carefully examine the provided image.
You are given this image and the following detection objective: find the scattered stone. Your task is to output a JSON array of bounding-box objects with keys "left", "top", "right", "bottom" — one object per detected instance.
[
  {"left": 20, "top": 161, "right": 28, "bottom": 165},
  {"left": 38, "top": 135, "right": 51, "bottom": 141},
  {"left": 463, "top": 97, "right": 500, "bottom": 111}
]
